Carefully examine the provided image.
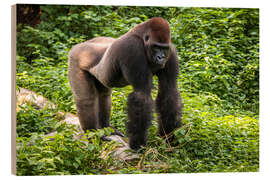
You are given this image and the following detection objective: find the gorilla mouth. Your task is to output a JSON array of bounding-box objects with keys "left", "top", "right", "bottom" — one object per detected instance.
[
  {"left": 157, "top": 58, "right": 165, "bottom": 64},
  {"left": 154, "top": 56, "right": 166, "bottom": 65}
]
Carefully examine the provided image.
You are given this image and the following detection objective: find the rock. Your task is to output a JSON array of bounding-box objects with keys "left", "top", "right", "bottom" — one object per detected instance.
[{"left": 100, "top": 135, "right": 139, "bottom": 161}]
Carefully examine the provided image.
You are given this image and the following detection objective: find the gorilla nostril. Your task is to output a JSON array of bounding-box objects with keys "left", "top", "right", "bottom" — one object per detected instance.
[
  {"left": 157, "top": 55, "right": 165, "bottom": 61},
  {"left": 156, "top": 55, "right": 164, "bottom": 64}
]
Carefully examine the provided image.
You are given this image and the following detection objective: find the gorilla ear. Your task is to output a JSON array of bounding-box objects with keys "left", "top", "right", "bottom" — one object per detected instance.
[{"left": 144, "top": 35, "right": 150, "bottom": 42}]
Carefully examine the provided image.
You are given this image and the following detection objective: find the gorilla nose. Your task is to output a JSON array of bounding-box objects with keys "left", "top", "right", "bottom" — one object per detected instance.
[{"left": 156, "top": 55, "right": 165, "bottom": 64}]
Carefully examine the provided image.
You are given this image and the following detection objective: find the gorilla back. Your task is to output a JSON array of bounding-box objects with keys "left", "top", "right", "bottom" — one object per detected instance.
[{"left": 68, "top": 17, "right": 183, "bottom": 150}]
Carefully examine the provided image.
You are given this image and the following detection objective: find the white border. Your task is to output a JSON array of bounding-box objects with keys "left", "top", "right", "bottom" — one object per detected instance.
[
  {"left": 1, "top": 0, "right": 269, "bottom": 179},
  {"left": 3, "top": 0, "right": 263, "bottom": 8}
]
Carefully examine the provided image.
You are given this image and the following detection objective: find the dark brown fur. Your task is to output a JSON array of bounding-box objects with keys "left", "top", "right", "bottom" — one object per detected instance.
[{"left": 68, "top": 17, "right": 183, "bottom": 150}]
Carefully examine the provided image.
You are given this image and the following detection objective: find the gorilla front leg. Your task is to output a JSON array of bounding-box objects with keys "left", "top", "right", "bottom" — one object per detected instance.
[
  {"left": 156, "top": 88, "right": 183, "bottom": 140},
  {"left": 156, "top": 57, "right": 183, "bottom": 141},
  {"left": 127, "top": 91, "right": 153, "bottom": 150}
]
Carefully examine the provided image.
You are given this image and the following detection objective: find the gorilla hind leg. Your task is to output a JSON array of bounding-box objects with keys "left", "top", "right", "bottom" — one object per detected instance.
[
  {"left": 96, "top": 81, "right": 112, "bottom": 128},
  {"left": 68, "top": 67, "right": 99, "bottom": 131},
  {"left": 95, "top": 80, "right": 124, "bottom": 137}
]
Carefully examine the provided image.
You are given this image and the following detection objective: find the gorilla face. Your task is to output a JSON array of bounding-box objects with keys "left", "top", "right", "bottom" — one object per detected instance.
[
  {"left": 150, "top": 44, "right": 169, "bottom": 67},
  {"left": 144, "top": 33, "right": 170, "bottom": 68}
]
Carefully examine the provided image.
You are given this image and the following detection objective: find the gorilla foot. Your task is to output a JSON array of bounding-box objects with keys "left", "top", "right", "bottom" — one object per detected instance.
[
  {"left": 101, "top": 135, "right": 113, "bottom": 141},
  {"left": 101, "top": 126, "right": 124, "bottom": 141},
  {"left": 105, "top": 126, "right": 124, "bottom": 137},
  {"left": 111, "top": 127, "right": 124, "bottom": 137}
]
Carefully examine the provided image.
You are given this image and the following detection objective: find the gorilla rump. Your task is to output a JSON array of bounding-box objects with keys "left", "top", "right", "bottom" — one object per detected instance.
[{"left": 68, "top": 17, "right": 183, "bottom": 150}]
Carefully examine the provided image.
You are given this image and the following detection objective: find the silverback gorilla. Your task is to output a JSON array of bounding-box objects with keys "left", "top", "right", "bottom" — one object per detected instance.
[{"left": 68, "top": 17, "right": 183, "bottom": 150}]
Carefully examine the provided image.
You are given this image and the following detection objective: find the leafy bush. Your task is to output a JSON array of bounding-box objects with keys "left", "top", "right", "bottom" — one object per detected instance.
[
  {"left": 170, "top": 8, "right": 259, "bottom": 112},
  {"left": 16, "top": 104, "right": 58, "bottom": 137},
  {"left": 17, "top": 125, "right": 117, "bottom": 175}
]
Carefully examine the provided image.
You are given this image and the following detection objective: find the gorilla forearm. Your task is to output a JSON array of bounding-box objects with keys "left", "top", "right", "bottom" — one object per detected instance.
[
  {"left": 127, "top": 91, "right": 153, "bottom": 150},
  {"left": 156, "top": 52, "right": 183, "bottom": 138},
  {"left": 156, "top": 88, "right": 183, "bottom": 137}
]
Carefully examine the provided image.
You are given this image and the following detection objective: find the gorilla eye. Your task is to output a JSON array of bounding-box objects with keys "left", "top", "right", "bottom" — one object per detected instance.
[{"left": 145, "top": 35, "right": 149, "bottom": 41}]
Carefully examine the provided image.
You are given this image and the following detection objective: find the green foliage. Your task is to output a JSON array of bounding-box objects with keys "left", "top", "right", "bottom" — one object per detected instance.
[
  {"left": 16, "top": 5, "right": 259, "bottom": 175},
  {"left": 16, "top": 104, "right": 58, "bottom": 137},
  {"left": 17, "top": 124, "right": 118, "bottom": 175},
  {"left": 170, "top": 8, "right": 259, "bottom": 112},
  {"left": 16, "top": 6, "right": 259, "bottom": 113},
  {"left": 174, "top": 93, "right": 259, "bottom": 172}
]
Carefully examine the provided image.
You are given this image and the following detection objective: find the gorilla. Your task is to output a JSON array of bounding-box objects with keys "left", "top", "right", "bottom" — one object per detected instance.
[{"left": 68, "top": 17, "right": 183, "bottom": 150}]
